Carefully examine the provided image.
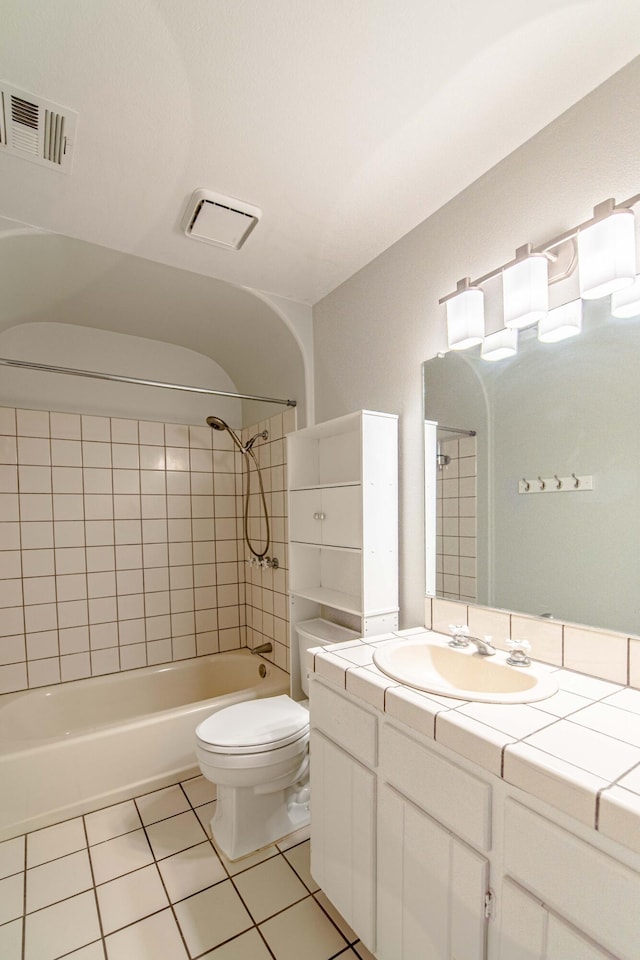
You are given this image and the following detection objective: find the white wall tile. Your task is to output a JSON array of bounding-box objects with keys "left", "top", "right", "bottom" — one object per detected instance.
[{"left": 563, "top": 625, "right": 628, "bottom": 684}]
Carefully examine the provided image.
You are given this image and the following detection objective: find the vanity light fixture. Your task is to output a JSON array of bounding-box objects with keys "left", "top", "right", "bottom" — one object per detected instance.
[
  {"left": 578, "top": 199, "right": 637, "bottom": 300},
  {"left": 480, "top": 327, "right": 518, "bottom": 361},
  {"left": 445, "top": 278, "right": 484, "bottom": 350},
  {"left": 439, "top": 191, "right": 640, "bottom": 354},
  {"left": 503, "top": 244, "right": 549, "bottom": 329},
  {"left": 611, "top": 274, "right": 640, "bottom": 318},
  {"left": 538, "top": 299, "right": 582, "bottom": 343}
]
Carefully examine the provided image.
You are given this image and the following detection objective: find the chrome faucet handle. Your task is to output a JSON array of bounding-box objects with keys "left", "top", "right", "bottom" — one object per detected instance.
[
  {"left": 506, "top": 639, "right": 531, "bottom": 667},
  {"left": 448, "top": 624, "right": 470, "bottom": 648}
]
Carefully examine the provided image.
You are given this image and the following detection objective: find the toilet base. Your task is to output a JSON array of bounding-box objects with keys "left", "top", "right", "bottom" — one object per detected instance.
[{"left": 211, "top": 780, "right": 310, "bottom": 861}]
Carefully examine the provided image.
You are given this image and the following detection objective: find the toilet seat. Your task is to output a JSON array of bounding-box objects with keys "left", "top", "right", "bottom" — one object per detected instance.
[{"left": 195, "top": 695, "right": 309, "bottom": 756}]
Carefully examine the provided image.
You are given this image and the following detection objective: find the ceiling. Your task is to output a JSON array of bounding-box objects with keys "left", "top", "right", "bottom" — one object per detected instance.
[{"left": 1, "top": 1, "right": 640, "bottom": 306}]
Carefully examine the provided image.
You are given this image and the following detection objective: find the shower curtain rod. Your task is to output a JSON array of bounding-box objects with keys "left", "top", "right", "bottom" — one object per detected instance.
[{"left": 0, "top": 357, "right": 297, "bottom": 407}]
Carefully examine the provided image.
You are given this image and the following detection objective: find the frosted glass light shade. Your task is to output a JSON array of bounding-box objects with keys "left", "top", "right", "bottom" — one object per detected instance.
[
  {"left": 538, "top": 299, "right": 582, "bottom": 342},
  {"left": 611, "top": 274, "right": 640, "bottom": 318},
  {"left": 503, "top": 255, "right": 549, "bottom": 329},
  {"left": 578, "top": 208, "right": 636, "bottom": 300},
  {"left": 481, "top": 328, "right": 517, "bottom": 362},
  {"left": 446, "top": 287, "right": 484, "bottom": 350}
]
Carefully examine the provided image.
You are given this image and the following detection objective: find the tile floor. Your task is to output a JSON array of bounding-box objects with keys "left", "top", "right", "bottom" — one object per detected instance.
[{"left": 0, "top": 776, "right": 374, "bottom": 960}]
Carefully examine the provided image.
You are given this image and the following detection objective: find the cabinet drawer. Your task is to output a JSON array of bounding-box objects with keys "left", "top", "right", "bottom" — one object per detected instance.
[
  {"left": 504, "top": 799, "right": 640, "bottom": 960},
  {"left": 379, "top": 721, "right": 491, "bottom": 851},
  {"left": 310, "top": 677, "right": 377, "bottom": 768}
]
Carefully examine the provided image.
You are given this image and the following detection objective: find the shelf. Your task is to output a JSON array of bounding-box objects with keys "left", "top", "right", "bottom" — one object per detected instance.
[
  {"left": 290, "top": 586, "right": 362, "bottom": 616},
  {"left": 290, "top": 481, "right": 361, "bottom": 491},
  {"left": 290, "top": 541, "right": 361, "bottom": 554}
]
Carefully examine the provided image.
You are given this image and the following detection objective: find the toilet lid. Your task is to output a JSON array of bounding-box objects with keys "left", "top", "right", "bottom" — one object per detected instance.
[{"left": 196, "top": 695, "right": 309, "bottom": 754}]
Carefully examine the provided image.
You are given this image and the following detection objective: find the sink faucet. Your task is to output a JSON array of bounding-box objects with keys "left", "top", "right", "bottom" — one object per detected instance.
[
  {"left": 467, "top": 635, "right": 496, "bottom": 657},
  {"left": 448, "top": 625, "right": 496, "bottom": 656}
]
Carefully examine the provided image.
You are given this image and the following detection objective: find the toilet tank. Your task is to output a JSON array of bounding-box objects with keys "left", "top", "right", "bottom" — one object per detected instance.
[{"left": 296, "top": 618, "right": 360, "bottom": 696}]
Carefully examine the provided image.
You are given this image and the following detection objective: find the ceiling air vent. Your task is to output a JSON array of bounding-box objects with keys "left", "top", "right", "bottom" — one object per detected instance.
[
  {"left": 0, "top": 82, "right": 77, "bottom": 173},
  {"left": 183, "top": 189, "right": 261, "bottom": 250}
]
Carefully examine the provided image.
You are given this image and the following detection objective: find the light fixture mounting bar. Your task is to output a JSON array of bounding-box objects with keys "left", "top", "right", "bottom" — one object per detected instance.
[{"left": 439, "top": 190, "right": 640, "bottom": 304}]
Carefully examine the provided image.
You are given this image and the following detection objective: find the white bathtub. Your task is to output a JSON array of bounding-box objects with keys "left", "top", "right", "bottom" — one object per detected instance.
[{"left": 0, "top": 650, "right": 289, "bottom": 839}]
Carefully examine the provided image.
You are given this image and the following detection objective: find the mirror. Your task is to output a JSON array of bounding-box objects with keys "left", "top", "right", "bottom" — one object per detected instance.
[{"left": 423, "top": 297, "right": 640, "bottom": 636}]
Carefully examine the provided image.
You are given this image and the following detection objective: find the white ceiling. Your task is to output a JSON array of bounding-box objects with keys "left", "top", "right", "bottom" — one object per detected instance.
[{"left": 1, "top": 1, "right": 640, "bottom": 306}]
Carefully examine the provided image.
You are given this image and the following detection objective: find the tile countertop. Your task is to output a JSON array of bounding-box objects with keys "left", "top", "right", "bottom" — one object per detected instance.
[{"left": 307, "top": 627, "right": 640, "bottom": 855}]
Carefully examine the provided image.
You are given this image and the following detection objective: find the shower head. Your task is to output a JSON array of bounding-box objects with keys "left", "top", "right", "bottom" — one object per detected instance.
[
  {"left": 206, "top": 416, "right": 227, "bottom": 431},
  {"left": 205, "top": 415, "right": 245, "bottom": 453}
]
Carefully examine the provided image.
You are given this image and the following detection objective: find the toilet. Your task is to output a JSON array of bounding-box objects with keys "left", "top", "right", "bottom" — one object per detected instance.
[{"left": 195, "top": 618, "right": 359, "bottom": 860}]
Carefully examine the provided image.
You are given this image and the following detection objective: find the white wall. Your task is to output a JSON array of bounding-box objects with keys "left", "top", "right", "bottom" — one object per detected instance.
[{"left": 313, "top": 55, "right": 640, "bottom": 628}]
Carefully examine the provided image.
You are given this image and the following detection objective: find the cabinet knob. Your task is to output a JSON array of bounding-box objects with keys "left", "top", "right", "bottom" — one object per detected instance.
[
  {"left": 313, "top": 512, "right": 321, "bottom": 520},
  {"left": 319, "top": 512, "right": 326, "bottom": 521}
]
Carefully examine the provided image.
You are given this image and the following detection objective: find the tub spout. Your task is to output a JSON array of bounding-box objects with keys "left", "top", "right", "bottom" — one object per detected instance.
[{"left": 250, "top": 643, "right": 273, "bottom": 655}]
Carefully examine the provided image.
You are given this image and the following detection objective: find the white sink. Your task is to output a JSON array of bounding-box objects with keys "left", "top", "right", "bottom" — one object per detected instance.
[{"left": 373, "top": 635, "right": 558, "bottom": 704}]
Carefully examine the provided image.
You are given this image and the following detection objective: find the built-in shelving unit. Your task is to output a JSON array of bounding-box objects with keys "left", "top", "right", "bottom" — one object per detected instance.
[{"left": 287, "top": 410, "right": 399, "bottom": 697}]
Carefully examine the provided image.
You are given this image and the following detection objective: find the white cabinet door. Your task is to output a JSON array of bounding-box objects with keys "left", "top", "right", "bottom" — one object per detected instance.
[
  {"left": 500, "top": 880, "right": 615, "bottom": 960},
  {"left": 377, "top": 784, "right": 488, "bottom": 960},
  {"left": 310, "top": 731, "right": 376, "bottom": 953},
  {"left": 290, "top": 486, "right": 361, "bottom": 548}
]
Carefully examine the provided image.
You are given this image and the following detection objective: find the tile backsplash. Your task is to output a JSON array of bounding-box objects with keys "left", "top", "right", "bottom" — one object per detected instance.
[
  {"left": 0, "top": 406, "right": 294, "bottom": 694},
  {"left": 426, "top": 595, "right": 640, "bottom": 688}
]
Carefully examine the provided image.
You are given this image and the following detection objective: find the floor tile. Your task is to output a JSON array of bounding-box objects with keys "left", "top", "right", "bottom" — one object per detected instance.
[
  {"left": 24, "top": 890, "right": 101, "bottom": 960},
  {"left": 209, "top": 833, "right": 278, "bottom": 876},
  {"left": 194, "top": 801, "right": 216, "bottom": 834},
  {"left": 26, "top": 817, "right": 86, "bottom": 867},
  {"left": 259, "top": 896, "right": 348, "bottom": 960},
  {"left": 233, "top": 854, "right": 308, "bottom": 923},
  {"left": 174, "top": 880, "right": 253, "bottom": 957},
  {"left": 197, "top": 928, "right": 272, "bottom": 959},
  {"left": 314, "top": 891, "right": 357, "bottom": 943},
  {"left": 0, "top": 836, "right": 24, "bottom": 879},
  {"left": 283, "top": 840, "right": 319, "bottom": 892},
  {"left": 146, "top": 810, "right": 207, "bottom": 860},
  {"left": 158, "top": 841, "right": 227, "bottom": 903},
  {"left": 65, "top": 944, "right": 106, "bottom": 959},
  {"left": 27, "top": 848, "right": 93, "bottom": 912},
  {"left": 0, "top": 918, "right": 22, "bottom": 960},
  {"left": 96, "top": 863, "right": 168, "bottom": 934},
  {"left": 276, "top": 824, "right": 311, "bottom": 852},
  {"left": 0, "top": 872, "right": 24, "bottom": 924},
  {"left": 136, "top": 785, "right": 191, "bottom": 825},
  {"left": 181, "top": 775, "right": 217, "bottom": 808},
  {"left": 85, "top": 800, "right": 142, "bottom": 845},
  {"left": 353, "top": 941, "right": 376, "bottom": 960},
  {"left": 105, "top": 907, "right": 188, "bottom": 960},
  {"left": 90, "top": 828, "right": 153, "bottom": 884}
]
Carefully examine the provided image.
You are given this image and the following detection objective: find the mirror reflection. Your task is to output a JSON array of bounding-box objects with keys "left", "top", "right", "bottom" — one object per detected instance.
[{"left": 423, "top": 298, "right": 640, "bottom": 636}]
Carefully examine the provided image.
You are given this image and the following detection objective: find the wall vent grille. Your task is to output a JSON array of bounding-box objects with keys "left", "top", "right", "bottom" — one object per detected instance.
[{"left": 0, "top": 83, "right": 77, "bottom": 173}]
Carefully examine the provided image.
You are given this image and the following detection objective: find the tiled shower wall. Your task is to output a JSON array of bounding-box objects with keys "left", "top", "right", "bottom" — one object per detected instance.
[
  {"left": 0, "top": 405, "right": 293, "bottom": 694},
  {"left": 436, "top": 434, "right": 477, "bottom": 602}
]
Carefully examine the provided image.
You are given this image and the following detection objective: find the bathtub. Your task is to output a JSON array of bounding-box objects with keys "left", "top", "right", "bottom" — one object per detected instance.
[{"left": 0, "top": 650, "right": 289, "bottom": 840}]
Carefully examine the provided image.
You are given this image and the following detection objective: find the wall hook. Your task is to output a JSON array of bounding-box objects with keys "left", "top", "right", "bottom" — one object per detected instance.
[
  {"left": 538, "top": 476, "right": 546, "bottom": 491},
  {"left": 522, "top": 478, "right": 530, "bottom": 492},
  {"left": 554, "top": 474, "right": 562, "bottom": 489},
  {"left": 572, "top": 473, "right": 580, "bottom": 488}
]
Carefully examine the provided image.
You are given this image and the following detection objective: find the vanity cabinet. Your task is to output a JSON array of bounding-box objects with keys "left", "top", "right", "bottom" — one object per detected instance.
[
  {"left": 309, "top": 673, "right": 640, "bottom": 960},
  {"left": 377, "top": 784, "right": 488, "bottom": 960},
  {"left": 500, "top": 881, "right": 615, "bottom": 960}
]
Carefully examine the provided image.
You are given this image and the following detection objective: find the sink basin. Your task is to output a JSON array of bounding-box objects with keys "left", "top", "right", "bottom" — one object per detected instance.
[{"left": 372, "top": 636, "right": 558, "bottom": 704}]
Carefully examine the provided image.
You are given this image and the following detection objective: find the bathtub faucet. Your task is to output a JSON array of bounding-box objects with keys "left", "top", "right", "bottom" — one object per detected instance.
[{"left": 250, "top": 643, "right": 273, "bottom": 656}]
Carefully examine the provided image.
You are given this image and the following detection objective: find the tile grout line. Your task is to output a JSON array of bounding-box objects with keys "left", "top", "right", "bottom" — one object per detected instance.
[{"left": 80, "top": 813, "right": 108, "bottom": 960}]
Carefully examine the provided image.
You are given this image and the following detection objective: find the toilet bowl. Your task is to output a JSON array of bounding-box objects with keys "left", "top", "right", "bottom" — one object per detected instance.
[{"left": 195, "top": 618, "right": 359, "bottom": 860}]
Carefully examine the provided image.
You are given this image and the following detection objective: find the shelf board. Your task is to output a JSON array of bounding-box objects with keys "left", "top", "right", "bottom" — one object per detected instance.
[
  {"left": 290, "top": 541, "right": 361, "bottom": 554},
  {"left": 290, "top": 586, "right": 362, "bottom": 616},
  {"left": 289, "top": 481, "right": 361, "bottom": 491}
]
